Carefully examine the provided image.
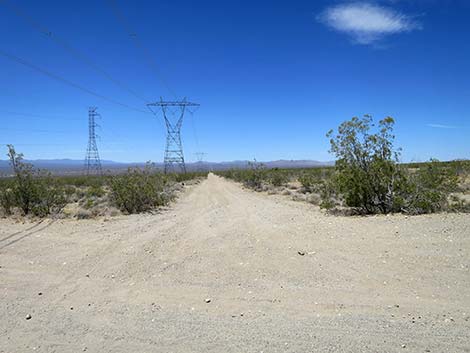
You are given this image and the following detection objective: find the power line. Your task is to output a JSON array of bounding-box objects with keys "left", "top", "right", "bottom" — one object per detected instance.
[
  {"left": 1, "top": 128, "right": 70, "bottom": 134},
  {"left": 0, "top": 110, "right": 82, "bottom": 121},
  {"left": 188, "top": 108, "right": 200, "bottom": 151},
  {"left": 0, "top": 49, "right": 151, "bottom": 114},
  {"left": 1, "top": 0, "right": 150, "bottom": 104},
  {"left": 104, "top": 0, "right": 178, "bottom": 99},
  {"left": 0, "top": 143, "right": 70, "bottom": 146}
]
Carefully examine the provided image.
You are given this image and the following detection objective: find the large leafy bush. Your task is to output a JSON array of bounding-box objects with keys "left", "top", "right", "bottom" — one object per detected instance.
[
  {"left": 1, "top": 145, "right": 66, "bottom": 216},
  {"left": 323, "top": 116, "right": 458, "bottom": 214}
]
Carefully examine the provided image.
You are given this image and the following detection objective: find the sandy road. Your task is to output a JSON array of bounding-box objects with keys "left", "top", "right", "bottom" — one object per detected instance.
[{"left": 1, "top": 174, "right": 469, "bottom": 352}]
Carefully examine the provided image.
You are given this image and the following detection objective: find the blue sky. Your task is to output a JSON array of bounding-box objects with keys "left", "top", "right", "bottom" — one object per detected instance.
[{"left": 0, "top": 0, "right": 469, "bottom": 163}]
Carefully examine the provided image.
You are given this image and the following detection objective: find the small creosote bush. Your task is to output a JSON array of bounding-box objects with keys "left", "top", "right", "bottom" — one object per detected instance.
[
  {"left": 406, "top": 159, "right": 459, "bottom": 214},
  {"left": 268, "top": 168, "right": 289, "bottom": 187},
  {"left": 1, "top": 145, "right": 66, "bottom": 217},
  {"left": 244, "top": 160, "right": 267, "bottom": 190},
  {"left": 109, "top": 163, "right": 170, "bottom": 214},
  {"left": 0, "top": 182, "right": 15, "bottom": 216}
]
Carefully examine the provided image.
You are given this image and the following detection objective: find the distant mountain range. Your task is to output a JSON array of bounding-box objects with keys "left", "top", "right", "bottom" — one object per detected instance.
[{"left": 0, "top": 159, "right": 334, "bottom": 175}]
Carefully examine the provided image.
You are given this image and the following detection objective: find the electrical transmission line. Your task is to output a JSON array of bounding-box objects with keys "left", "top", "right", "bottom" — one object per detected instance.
[
  {"left": 1, "top": 128, "right": 69, "bottom": 134},
  {"left": 0, "top": 50, "right": 150, "bottom": 114},
  {"left": 147, "top": 98, "right": 199, "bottom": 174},
  {"left": 105, "top": 0, "right": 177, "bottom": 99},
  {"left": 1, "top": 0, "right": 150, "bottom": 104},
  {"left": 84, "top": 107, "right": 103, "bottom": 175},
  {"left": 0, "top": 110, "right": 82, "bottom": 121}
]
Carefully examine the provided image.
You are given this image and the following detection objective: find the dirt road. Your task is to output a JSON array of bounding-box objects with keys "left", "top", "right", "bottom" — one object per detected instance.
[{"left": 1, "top": 174, "right": 469, "bottom": 352}]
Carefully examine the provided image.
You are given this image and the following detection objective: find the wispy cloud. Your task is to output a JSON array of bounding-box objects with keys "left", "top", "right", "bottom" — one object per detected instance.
[
  {"left": 317, "top": 2, "right": 421, "bottom": 45},
  {"left": 426, "top": 123, "right": 458, "bottom": 129}
]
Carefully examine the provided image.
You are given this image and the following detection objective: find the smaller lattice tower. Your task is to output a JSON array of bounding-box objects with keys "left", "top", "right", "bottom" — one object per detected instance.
[{"left": 84, "top": 107, "right": 102, "bottom": 175}]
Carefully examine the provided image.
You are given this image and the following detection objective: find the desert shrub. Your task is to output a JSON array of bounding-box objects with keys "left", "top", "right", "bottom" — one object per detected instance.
[
  {"left": 324, "top": 116, "right": 407, "bottom": 214},
  {"left": 298, "top": 173, "right": 315, "bottom": 191},
  {"left": 0, "top": 182, "right": 15, "bottom": 216},
  {"left": 169, "top": 171, "right": 208, "bottom": 183},
  {"left": 83, "top": 198, "right": 94, "bottom": 209},
  {"left": 31, "top": 175, "right": 67, "bottom": 217},
  {"left": 4, "top": 145, "right": 66, "bottom": 217},
  {"left": 319, "top": 178, "right": 337, "bottom": 210},
  {"left": 307, "top": 193, "right": 322, "bottom": 205},
  {"left": 7, "top": 145, "right": 39, "bottom": 215},
  {"left": 56, "top": 175, "right": 106, "bottom": 188},
  {"left": 243, "top": 161, "right": 267, "bottom": 189},
  {"left": 448, "top": 195, "right": 470, "bottom": 213},
  {"left": 323, "top": 116, "right": 458, "bottom": 214},
  {"left": 298, "top": 171, "right": 324, "bottom": 192},
  {"left": 268, "top": 168, "right": 289, "bottom": 187},
  {"left": 218, "top": 162, "right": 268, "bottom": 189},
  {"left": 109, "top": 163, "right": 170, "bottom": 214},
  {"left": 228, "top": 169, "right": 250, "bottom": 183},
  {"left": 446, "top": 160, "right": 470, "bottom": 177},
  {"left": 219, "top": 165, "right": 336, "bottom": 192},
  {"left": 63, "top": 185, "right": 76, "bottom": 197},
  {"left": 87, "top": 184, "right": 105, "bottom": 198},
  {"left": 405, "top": 159, "right": 458, "bottom": 213},
  {"left": 76, "top": 208, "right": 93, "bottom": 219}
]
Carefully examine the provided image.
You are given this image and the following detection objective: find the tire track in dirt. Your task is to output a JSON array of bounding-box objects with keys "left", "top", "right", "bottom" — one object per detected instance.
[{"left": 0, "top": 220, "right": 54, "bottom": 251}]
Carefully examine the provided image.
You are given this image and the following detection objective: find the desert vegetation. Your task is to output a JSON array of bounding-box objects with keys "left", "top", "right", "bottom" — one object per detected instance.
[
  {"left": 217, "top": 116, "right": 470, "bottom": 215},
  {"left": 0, "top": 146, "right": 207, "bottom": 219}
]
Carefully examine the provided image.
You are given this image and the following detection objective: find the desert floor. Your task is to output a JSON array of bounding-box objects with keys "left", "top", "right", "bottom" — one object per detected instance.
[{"left": 1, "top": 174, "right": 469, "bottom": 352}]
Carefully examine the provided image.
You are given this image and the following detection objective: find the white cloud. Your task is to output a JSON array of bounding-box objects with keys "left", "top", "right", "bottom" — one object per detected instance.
[
  {"left": 318, "top": 2, "right": 421, "bottom": 44},
  {"left": 426, "top": 124, "right": 458, "bottom": 129}
]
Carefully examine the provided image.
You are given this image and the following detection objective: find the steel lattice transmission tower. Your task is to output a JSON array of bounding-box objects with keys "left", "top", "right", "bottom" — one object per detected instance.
[
  {"left": 84, "top": 107, "right": 102, "bottom": 175},
  {"left": 147, "top": 98, "right": 200, "bottom": 174}
]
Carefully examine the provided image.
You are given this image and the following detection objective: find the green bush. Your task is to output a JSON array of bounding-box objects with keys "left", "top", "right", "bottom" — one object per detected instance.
[
  {"left": 63, "top": 185, "right": 76, "bottom": 197},
  {"left": 448, "top": 195, "right": 470, "bottom": 213},
  {"left": 243, "top": 161, "right": 267, "bottom": 189},
  {"left": 406, "top": 159, "right": 458, "bottom": 214},
  {"left": 324, "top": 116, "right": 405, "bottom": 213},
  {"left": 0, "top": 182, "right": 15, "bottom": 216},
  {"left": 217, "top": 162, "right": 268, "bottom": 190},
  {"left": 323, "top": 116, "right": 458, "bottom": 214},
  {"left": 31, "top": 174, "right": 66, "bottom": 217},
  {"left": 268, "top": 168, "right": 289, "bottom": 187},
  {"left": 298, "top": 172, "right": 323, "bottom": 192},
  {"left": 168, "top": 171, "right": 208, "bottom": 183},
  {"left": 56, "top": 175, "right": 106, "bottom": 188},
  {"left": 2, "top": 145, "right": 66, "bottom": 217},
  {"left": 109, "top": 164, "right": 170, "bottom": 214},
  {"left": 218, "top": 165, "right": 335, "bottom": 193},
  {"left": 87, "top": 184, "right": 105, "bottom": 198},
  {"left": 299, "top": 173, "right": 314, "bottom": 191},
  {"left": 319, "top": 178, "right": 336, "bottom": 210}
]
